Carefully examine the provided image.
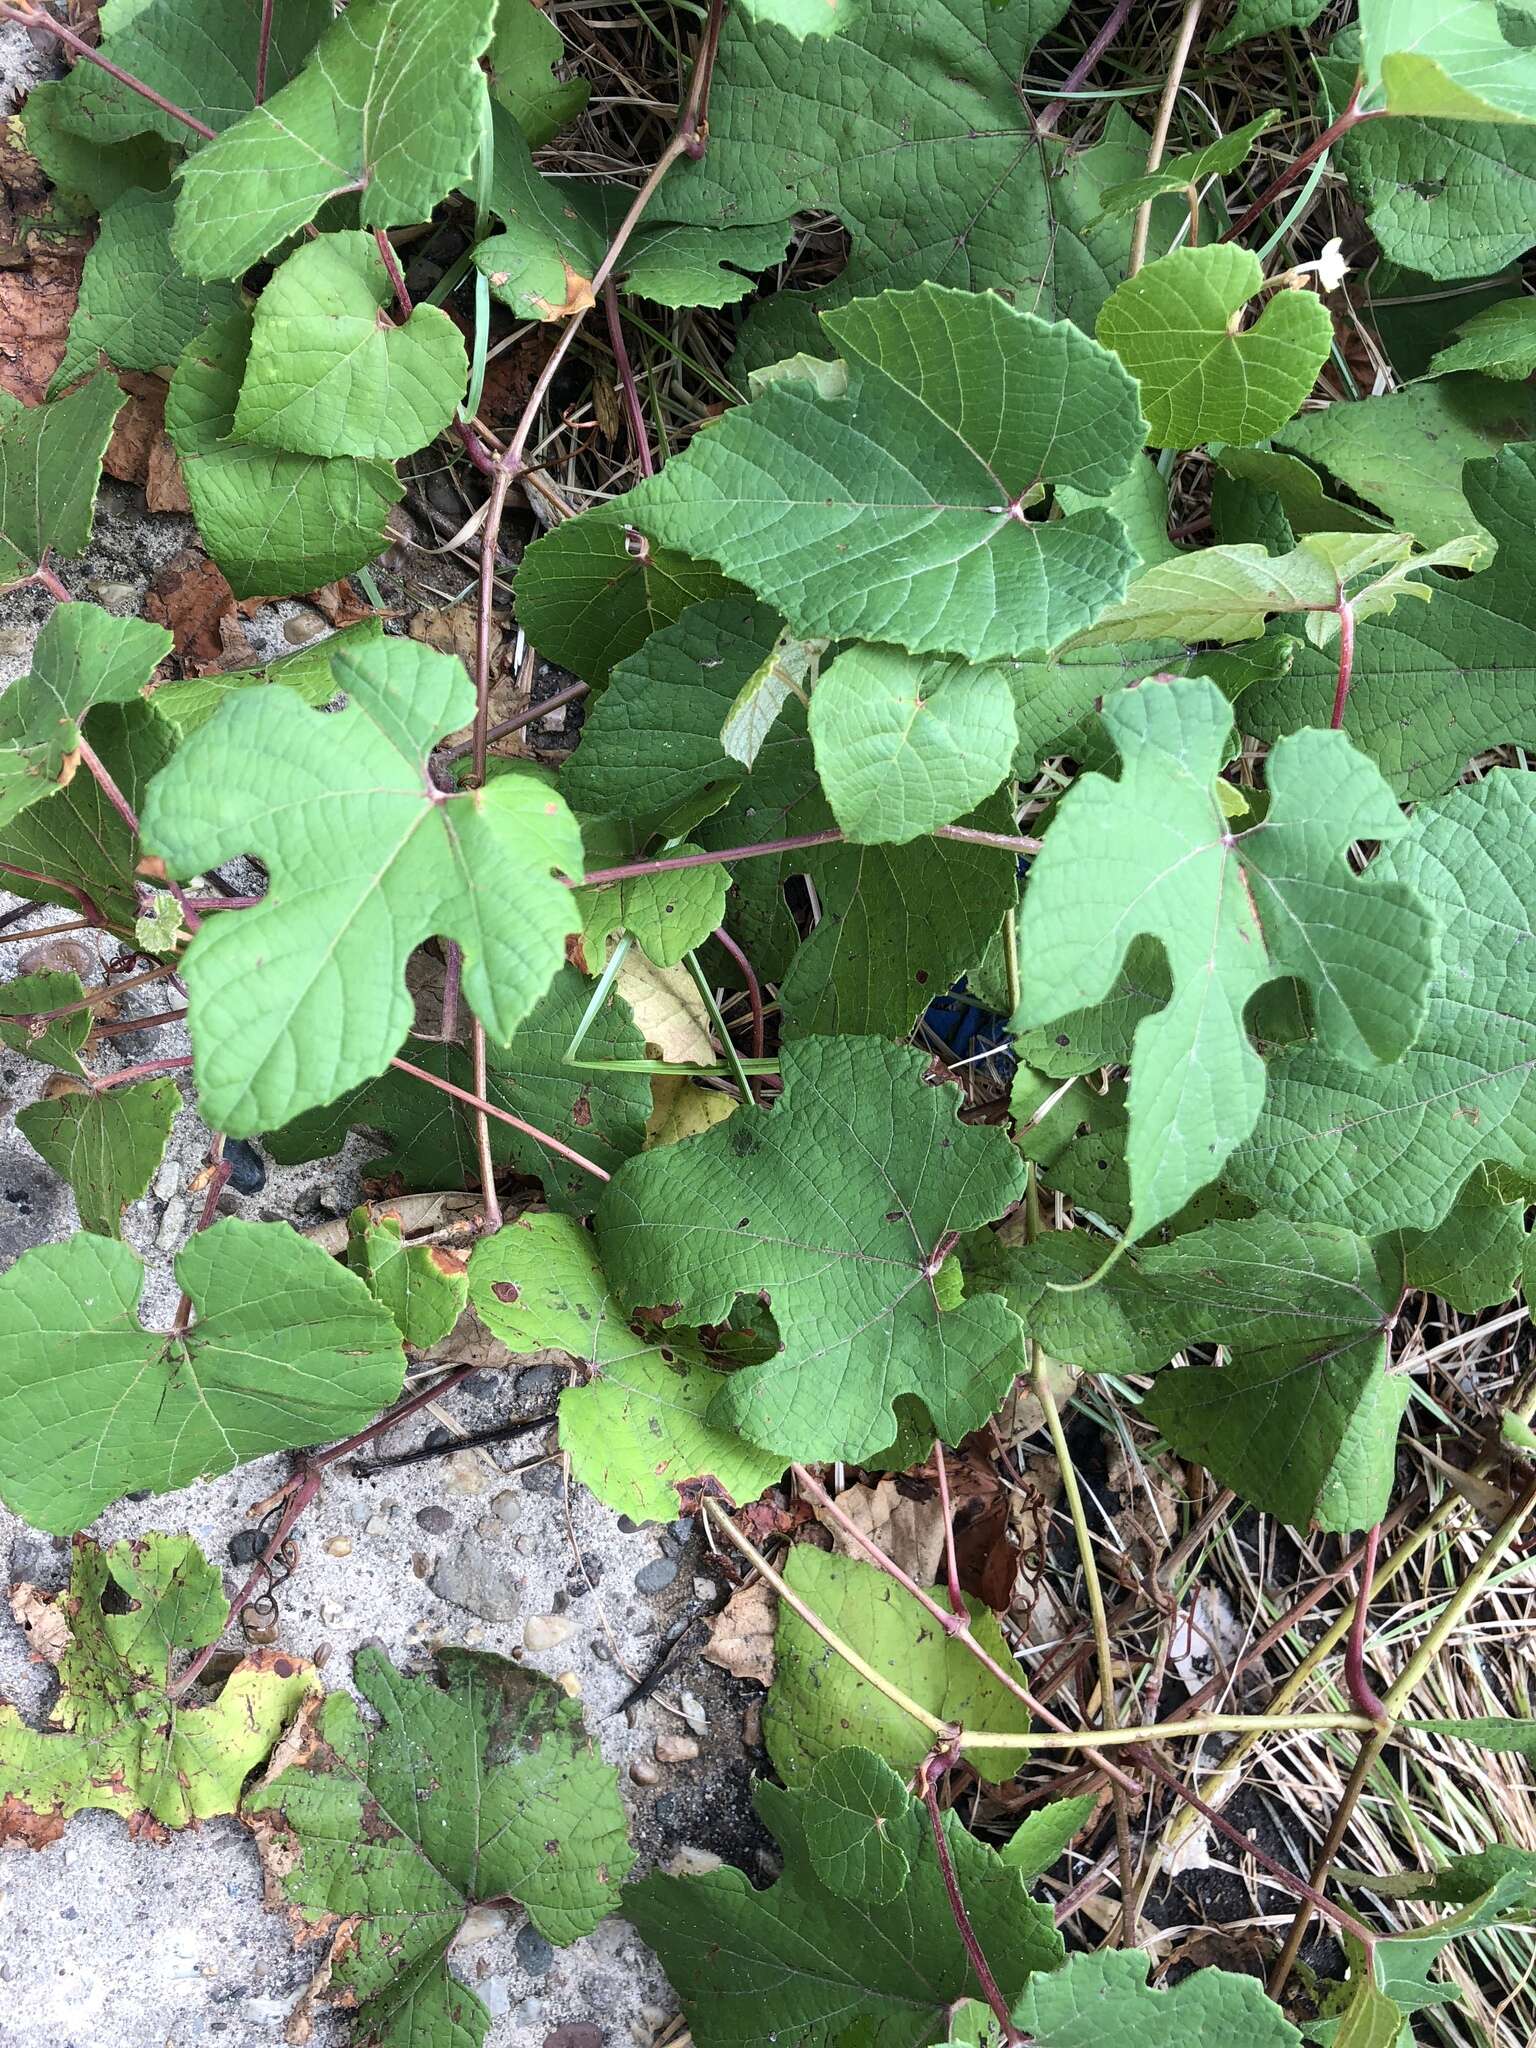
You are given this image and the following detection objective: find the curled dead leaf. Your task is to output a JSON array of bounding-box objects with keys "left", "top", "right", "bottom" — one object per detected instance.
[
  {"left": 702, "top": 1578, "right": 776, "bottom": 1688},
  {"left": 7, "top": 1581, "right": 71, "bottom": 1664}
]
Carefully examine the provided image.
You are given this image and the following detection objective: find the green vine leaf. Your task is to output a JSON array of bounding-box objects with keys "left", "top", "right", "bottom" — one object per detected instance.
[
  {"left": 660, "top": 0, "right": 1177, "bottom": 327},
  {"left": 1359, "top": 0, "right": 1536, "bottom": 122},
  {"left": 1241, "top": 446, "right": 1536, "bottom": 796},
  {"left": 486, "top": 0, "right": 589, "bottom": 144},
  {"left": 0, "top": 1532, "right": 316, "bottom": 1844},
  {"left": 1209, "top": 0, "right": 1327, "bottom": 53},
  {"left": 561, "top": 599, "right": 794, "bottom": 834},
  {"left": 1428, "top": 297, "right": 1536, "bottom": 378},
  {"left": 1335, "top": 100, "right": 1536, "bottom": 280},
  {"left": 248, "top": 1647, "right": 633, "bottom": 2048},
  {"left": 1011, "top": 1949, "right": 1301, "bottom": 2047},
  {"left": 167, "top": 312, "right": 402, "bottom": 598},
  {"left": 264, "top": 967, "right": 652, "bottom": 1218},
  {"left": 1096, "top": 247, "right": 1333, "bottom": 449},
  {"left": 173, "top": 0, "right": 497, "bottom": 280},
  {"left": 477, "top": 114, "right": 792, "bottom": 318},
  {"left": 1096, "top": 111, "right": 1281, "bottom": 212},
  {"left": 47, "top": 0, "right": 332, "bottom": 145},
  {"left": 800, "top": 1747, "right": 913, "bottom": 1903},
  {"left": 50, "top": 188, "right": 242, "bottom": 397},
  {"left": 577, "top": 833, "right": 728, "bottom": 970},
  {"left": 0, "top": 1218, "right": 404, "bottom": 1534},
  {"left": 235, "top": 232, "right": 468, "bottom": 459},
  {"left": 1274, "top": 376, "right": 1536, "bottom": 551},
  {"left": 146, "top": 620, "right": 383, "bottom": 741},
  {"left": 1014, "top": 673, "right": 1440, "bottom": 1236},
  {"left": 808, "top": 647, "right": 1017, "bottom": 845},
  {"left": 970, "top": 1216, "right": 1406, "bottom": 1528},
  {"left": 0, "top": 971, "right": 92, "bottom": 1075},
  {"left": 18, "top": 82, "right": 175, "bottom": 218},
  {"left": 468, "top": 1211, "right": 785, "bottom": 1523},
  {"left": 737, "top": 0, "right": 865, "bottom": 34},
  {"left": 1230, "top": 767, "right": 1536, "bottom": 1233},
  {"left": 721, "top": 624, "right": 825, "bottom": 770},
  {"left": 18, "top": 1077, "right": 180, "bottom": 1240},
  {"left": 627, "top": 283, "right": 1147, "bottom": 660},
  {"left": 1073, "top": 530, "right": 1483, "bottom": 649},
  {"left": 766, "top": 1547, "right": 1036, "bottom": 1783},
  {"left": 0, "top": 600, "right": 169, "bottom": 831},
  {"left": 596, "top": 1036, "right": 1028, "bottom": 1460},
  {"left": 1396, "top": 1164, "right": 1530, "bottom": 1313},
  {"left": 0, "top": 375, "right": 125, "bottom": 585},
  {"left": 622, "top": 1745, "right": 1063, "bottom": 2048},
  {"left": 691, "top": 714, "right": 1020, "bottom": 1039},
  {"left": 140, "top": 634, "right": 583, "bottom": 1134},
  {"left": 347, "top": 1206, "right": 469, "bottom": 1350},
  {"left": 514, "top": 503, "right": 742, "bottom": 687},
  {"left": 0, "top": 702, "right": 175, "bottom": 937}
]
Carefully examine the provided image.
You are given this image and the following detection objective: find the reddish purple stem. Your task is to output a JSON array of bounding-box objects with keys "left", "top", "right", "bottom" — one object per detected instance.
[
  {"left": 920, "top": 1747, "right": 1024, "bottom": 2042},
  {"left": 94, "top": 1054, "right": 193, "bottom": 1089},
  {"left": 711, "top": 925, "right": 765, "bottom": 1093},
  {"left": 1345, "top": 1523, "right": 1391, "bottom": 1726},
  {"left": 441, "top": 679, "right": 590, "bottom": 762},
  {"left": 0, "top": 861, "right": 106, "bottom": 924},
  {"left": 374, "top": 228, "right": 413, "bottom": 316},
  {"left": 390, "top": 1053, "right": 611, "bottom": 1182},
  {"left": 1329, "top": 598, "right": 1356, "bottom": 731},
  {"left": 1034, "top": 0, "right": 1137, "bottom": 135},
  {"left": 603, "top": 280, "right": 656, "bottom": 478},
  {"left": 1222, "top": 85, "right": 1384, "bottom": 244},
  {"left": 0, "top": 0, "right": 216, "bottom": 137},
  {"left": 254, "top": 0, "right": 275, "bottom": 104},
  {"left": 74, "top": 735, "right": 142, "bottom": 838},
  {"left": 932, "top": 1440, "right": 970, "bottom": 1622}
]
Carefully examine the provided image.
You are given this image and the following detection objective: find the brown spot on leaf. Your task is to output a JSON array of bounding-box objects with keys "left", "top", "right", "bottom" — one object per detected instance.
[
  {"left": 0, "top": 1793, "right": 66, "bottom": 1850},
  {"left": 529, "top": 259, "right": 597, "bottom": 323}
]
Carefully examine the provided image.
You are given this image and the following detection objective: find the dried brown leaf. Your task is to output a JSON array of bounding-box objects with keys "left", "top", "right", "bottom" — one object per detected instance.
[{"left": 703, "top": 1578, "right": 776, "bottom": 1687}]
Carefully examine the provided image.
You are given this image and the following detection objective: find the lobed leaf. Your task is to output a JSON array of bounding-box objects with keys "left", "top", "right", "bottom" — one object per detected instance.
[
  {"left": 1230, "top": 767, "right": 1536, "bottom": 1232},
  {"left": 469, "top": 1212, "right": 785, "bottom": 1522},
  {"left": 596, "top": 1036, "right": 1029, "bottom": 1461},
  {"left": 249, "top": 1646, "right": 633, "bottom": 2048},
  {"left": 0, "top": 1218, "right": 404, "bottom": 1533},
  {"left": 623, "top": 1745, "right": 1063, "bottom": 2048},
  {"left": 1014, "top": 674, "right": 1440, "bottom": 1235},
  {"left": 0, "top": 1533, "right": 316, "bottom": 1842},
  {"left": 141, "top": 634, "right": 583, "bottom": 1134}
]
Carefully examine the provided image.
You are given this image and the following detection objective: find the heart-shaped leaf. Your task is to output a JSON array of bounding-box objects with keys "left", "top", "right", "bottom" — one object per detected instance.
[
  {"left": 173, "top": 0, "right": 498, "bottom": 279},
  {"left": 1097, "top": 246, "right": 1333, "bottom": 449},
  {"left": 235, "top": 232, "right": 467, "bottom": 458}
]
